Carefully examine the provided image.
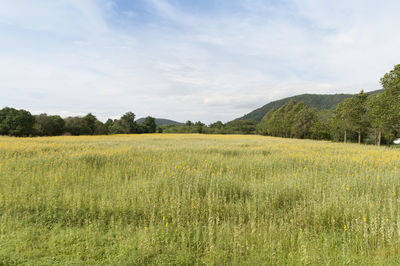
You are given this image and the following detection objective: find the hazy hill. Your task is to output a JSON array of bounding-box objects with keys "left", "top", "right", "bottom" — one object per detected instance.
[
  {"left": 136, "top": 117, "right": 183, "bottom": 126},
  {"left": 237, "top": 90, "right": 382, "bottom": 122}
]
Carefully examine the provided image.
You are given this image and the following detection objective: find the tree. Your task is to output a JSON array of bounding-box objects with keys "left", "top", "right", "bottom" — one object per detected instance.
[
  {"left": 267, "top": 109, "right": 284, "bottom": 137},
  {"left": 94, "top": 120, "right": 108, "bottom": 135},
  {"left": 224, "top": 120, "right": 256, "bottom": 134},
  {"left": 34, "top": 113, "right": 65, "bottom": 136},
  {"left": 369, "top": 92, "right": 395, "bottom": 145},
  {"left": 363, "top": 65, "right": 400, "bottom": 145},
  {"left": 143, "top": 116, "right": 157, "bottom": 133},
  {"left": 380, "top": 64, "right": 400, "bottom": 140},
  {"left": 311, "top": 121, "right": 331, "bottom": 140},
  {"left": 256, "top": 108, "right": 276, "bottom": 135},
  {"left": 209, "top": 121, "right": 224, "bottom": 129},
  {"left": 83, "top": 113, "right": 97, "bottom": 134},
  {"left": 109, "top": 122, "right": 126, "bottom": 134},
  {"left": 194, "top": 121, "right": 206, "bottom": 133},
  {"left": 105, "top": 119, "right": 114, "bottom": 133},
  {"left": 120, "top": 112, "right": 137, "bottom": 133},
  {"left": 135, "top": 123, "right": 148, "bottom": 134},
  {"left": 281, "top": 100, "right": 298, "bottom": 137},
  {"left": 266, "top": 101, "right": 313, "bottom": 138},
  {"left": 311, "top": 110, "right": 332, "bottom": 140},
  {"left": 0, "top": 107, "right": 35, "bottom": 136},
  {"left": 64, "top": 117, "right": 91, "bottom": 135},
  {"left": 291, "top": 105, "right": 317, "bottom": 139},
  {"left": 266, "top": 102, "right": 296, "bottom": 137},
  {"left": 331, "top": 91, "right": 370, "bottom": 144},
  {"left": 349, "top": 91, "right": 369, "bottom": 144},
  {"left": 332, "top": 98, "right": 354, "bottom": 143},
  {"left": 205, "top": 121, "right": 225, "bottom": 134}
]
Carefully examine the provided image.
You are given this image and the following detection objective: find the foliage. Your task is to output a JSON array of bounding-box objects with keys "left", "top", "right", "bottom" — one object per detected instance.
[
  {"left": 141, "top": 116, "right": 157, "bottom": 133},
  {"left": 311, "top": 110, "right": 332, "bottom": 140},
  {"left": 83, "top": 113, "right": 97, "bottom": 135},
  {"left": 160, "top": 119, "right": 258, "bottom": 135},
  {"left": 379, "top": 64, "right": 400, "bottom": 137},
  {"left": 263, "top": 101, "right": 316, "bottom": 139},
  {"left": 64, "top": 116, "right": 92, "bottom": 135},
  {"left": 368, "top": 93, "right": 394, "bottom": 145},
  {"left": 0, "top": 107, "right": 35, "bottom": 136},
  {"left": 255, "top": 108, "right": 276, "bottom": 135},
  {"left": 239, "top": 93, "right": 354, "bottom": 122},
  {"left": 136, "top": 117, "right": 183, "bottom": 126},
  {"left": 331, "top": 91, "right": 370, "bottom": 143},
  {"left": 223, "top": 120, "right": 256, "bottom": 134},
  {"left": 291, "top": 105, "right": 318, "bottom": 139},
  {"left": 238, "top": 90, "right": 382, "bottom": 122},
  {"left": 34, "top": 114, "right": 65, "bottom": 136},
  {"left": 120, "top": 112, "right": 137, "bottom": 133}
]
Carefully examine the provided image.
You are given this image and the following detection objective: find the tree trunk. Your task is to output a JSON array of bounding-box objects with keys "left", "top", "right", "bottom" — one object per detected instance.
[
  {"left": 378, "top": 131, "right": 381, "bottom": 146},
  {"left": 344, "top": 129, "right": 347, "bottom": 144},
  {"left": 358, "top": 128, "right": 361, "bottom": 144}
]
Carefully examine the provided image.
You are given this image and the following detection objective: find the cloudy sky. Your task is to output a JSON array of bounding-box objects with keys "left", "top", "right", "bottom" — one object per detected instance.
[{"left": 1, "top": 0, "right": 400, "bottom": 123}]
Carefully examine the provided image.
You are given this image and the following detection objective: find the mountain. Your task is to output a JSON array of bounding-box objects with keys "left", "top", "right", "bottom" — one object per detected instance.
[
  {"left": 136, "top": 117, "right": 183, "bottom": 126},
  {"left": 237, "top": 90, "right": 383, "bottom": 122}
]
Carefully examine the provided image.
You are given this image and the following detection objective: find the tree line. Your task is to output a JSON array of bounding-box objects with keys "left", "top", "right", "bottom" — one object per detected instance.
[
  {"left": 1, "top": 65, "right": 399, "bottom": 144},
  {"left": 0, "top": 109, "right": 157, "bottom": 137},
  {"left": 161, "top": 65, "right": 400, "bottom": 145},
  {"left": 256, "top": 65, "right": 400, "bottom": 145}
]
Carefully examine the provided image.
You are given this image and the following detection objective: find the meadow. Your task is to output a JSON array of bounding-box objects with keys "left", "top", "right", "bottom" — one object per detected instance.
[{"left": 1, "top": 134, "right": 400, "bottom": 265}]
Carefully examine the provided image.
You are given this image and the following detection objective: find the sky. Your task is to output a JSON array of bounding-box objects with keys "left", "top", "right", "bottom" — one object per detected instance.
[{"left": 1, "top": 0, "right": 400, "bottom": 123}]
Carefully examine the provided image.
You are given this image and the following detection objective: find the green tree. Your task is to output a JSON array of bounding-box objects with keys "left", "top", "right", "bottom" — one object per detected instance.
[
  {"left": 94, "top": 120, "right": 108, "bottom": 135},
  {"left": 0, "top": 107, "right": 35, "bottom": 136},
  {"left": 331, "top": 91, "right": 369, "bottom": 144},
  {"left": 311, "top": 110, "right": 332, "bottom": 140},
  {"left": 281, "top": 100, "right": 298, "bottom": 137},
  {"left": 34, "top": 114, "right": 65, "bottom": 136},
  {"left": 311, "top": 121, "right": 331, "bottom": 140},
  {"left": 120, "top": 112, "right": 137, "bottom": 133},
  {"left": 105, "top": 119, "right": 114, "bottom": 133},
  {"left": 332, "top": 98, "right": 355, "bottom": 143},
  {"left": 143, "top": 116, "right": 157, "bottom": 133},
  {"left": 291, "top": 105, "right": 317, "bottom": 139},
  {"left": 109, "top": 122, "right": 126, "bottom": 134},
  {"left": 266, "top": 100, "right": 309, "bottom": 138},
  {"left": 83, "top": 113, "right": 97, "bottom": 134},
  {"left": 225, "top": 120, "right": 256, "bottom": 134},
  {"left": 64, "top": 117, "right": 91, "bottom": 135},
  {"left": 206, "top": 121, "right": 225, "bottom": 134},
  {"left": 380, "top": 64, "right": 400, "bottom": 141},
  {"left": 368, "top": 93, "right": 392, "bottom": 145},
  {"left": 256, "top": 108, "right": 276, "bottom": 135},
  {"left": 349, "top": 91, "right": 370, "bottom": 144},
  {"left": 209, "top": 121, "right": 224, "bottom": 129},
  {"left": 194, "top": 121, "right": 206, "bottom": 133}
]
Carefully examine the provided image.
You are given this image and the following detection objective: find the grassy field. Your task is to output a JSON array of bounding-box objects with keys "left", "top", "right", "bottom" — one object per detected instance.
[{"left": 1, "top": 134, "right": 400, "bottom": 265}]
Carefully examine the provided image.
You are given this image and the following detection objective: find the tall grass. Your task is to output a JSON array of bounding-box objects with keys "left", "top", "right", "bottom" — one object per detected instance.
[{"left": 0, "top": 134, "right": 400, "bottom": 265}]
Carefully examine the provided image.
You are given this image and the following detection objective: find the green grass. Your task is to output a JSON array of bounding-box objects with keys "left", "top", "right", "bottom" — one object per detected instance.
[{"left": 1, "top": 134, "right": 400, "bottom": 265}]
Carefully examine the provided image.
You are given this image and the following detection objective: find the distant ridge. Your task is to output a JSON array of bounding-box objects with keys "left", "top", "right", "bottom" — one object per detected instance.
[
  {"left": 237, "top": 90, "right": 383, "bottom": 122},
  {"left": 136, "top": 117, "right": 183, "bottom": 126}
]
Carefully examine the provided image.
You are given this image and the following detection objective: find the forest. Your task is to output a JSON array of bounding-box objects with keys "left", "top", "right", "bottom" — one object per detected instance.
[{"left": 1, "top": 64, "right": 400, "bottom": 145}]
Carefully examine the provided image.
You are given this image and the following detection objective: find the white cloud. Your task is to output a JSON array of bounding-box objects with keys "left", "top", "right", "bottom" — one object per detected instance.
[{"left": 1, "top": 0, "right": 400, "bottom": 123}]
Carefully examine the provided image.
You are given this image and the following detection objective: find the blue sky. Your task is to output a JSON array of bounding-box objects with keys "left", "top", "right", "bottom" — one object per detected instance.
[{"left": 1, "top": 0, "right": 400, "bottom": 123}]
